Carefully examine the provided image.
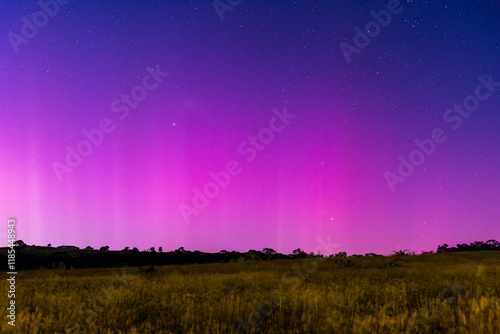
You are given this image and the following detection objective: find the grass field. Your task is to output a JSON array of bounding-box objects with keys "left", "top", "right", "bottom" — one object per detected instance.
[{"left": 2, "top": 251, "right": 500, "bottom": 333}]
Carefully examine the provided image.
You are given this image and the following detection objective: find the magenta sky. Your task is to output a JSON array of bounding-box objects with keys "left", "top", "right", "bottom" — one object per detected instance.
[{"left": 1, "top": 0, "right": 499, "bottom": 255}]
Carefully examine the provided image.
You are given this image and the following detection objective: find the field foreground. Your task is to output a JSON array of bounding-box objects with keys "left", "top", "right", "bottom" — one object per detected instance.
[{"left": 2, "top": 251, "right": 500, "bottom": 333}]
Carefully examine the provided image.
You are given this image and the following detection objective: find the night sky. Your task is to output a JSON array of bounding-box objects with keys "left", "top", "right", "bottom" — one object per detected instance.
[{"left": 1, "top": 0, "right": 499, "bottom": 255}]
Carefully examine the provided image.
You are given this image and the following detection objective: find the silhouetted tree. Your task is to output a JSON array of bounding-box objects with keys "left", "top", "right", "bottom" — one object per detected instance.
[
  {"left": 365, "top": 253, "right": 380, "bottom": 257},
  {"left": 47, "top": 243, "right": 52, "bottom": 247},
  {"left": 292, "top": 248, "right": 306, "bottom": 258},
  {"left": 262, "top": 248, "right": 277, "bottom": 260},
  {"left": 99, "top": 246, "right": 110, "bottom": 251},
  {"left": 245, "top": 249, "right": 263, "bottom": 261},
  {"left": 175, "top": 247, "right": 186, "bottom": 253},
  {"left": 123, "top": 247, "right": 129, "bottom": 251},
  {"left": 393, "top": 249, "right": 410, "bottom": 256},
  {"left": 132, "top": 247, "right": 139, "bottom": 252},
  {"left": 149, "top": 247, "right": 156, "bottom": 252},
  {"left": 486, "top": 239, "right": 500, "bottom": 249},
  {"left": 335, "top": 251, "right": 347, "bottom": 258},
  {"left": 437, "top": 244, "right": 449, "bottom": 253},
  {"left": 14, "top": 240, "right": 26, "bottom": 248},
  {"left": 12, "top": 240, "right": 26, "bottom": 252},
  {"left": 159, "top": 247, "right": 163, "bottom": 252}
]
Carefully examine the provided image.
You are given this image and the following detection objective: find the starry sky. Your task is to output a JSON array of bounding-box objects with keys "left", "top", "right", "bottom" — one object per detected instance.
[{"left": 1, "top": 0, "right": 499, "bottom": 255}]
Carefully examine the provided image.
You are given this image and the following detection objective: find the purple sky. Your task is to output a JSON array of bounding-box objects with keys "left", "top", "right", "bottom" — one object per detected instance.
[{"left": 1, "top": 0, "right": 499, "bottom": 255}]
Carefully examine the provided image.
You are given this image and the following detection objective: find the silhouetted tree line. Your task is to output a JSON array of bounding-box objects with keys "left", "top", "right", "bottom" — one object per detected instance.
[
  {"left": 1, "top": 243, "right": 323, "bottom": 270},
  {"left": 1, "top": 239, "right": 498, "bottom": 270},
  {"left": 437, "top": 240, "right": 500, "bottom": 253}
]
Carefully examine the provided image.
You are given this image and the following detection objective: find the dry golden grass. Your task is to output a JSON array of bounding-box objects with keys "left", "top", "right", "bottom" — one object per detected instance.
[{"left": 2, "top": 251, "right": 499, "bottom": 333}]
